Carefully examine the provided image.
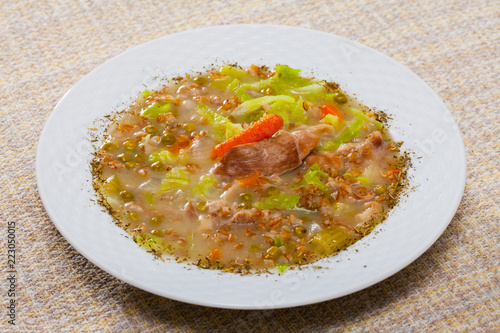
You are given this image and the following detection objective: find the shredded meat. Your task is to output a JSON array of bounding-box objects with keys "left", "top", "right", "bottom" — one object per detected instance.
[
  {"left": 350, "top": 183, "right": 375, "bottom": 201},
  {"left": 225, "top": 208, "right": 271, "bottom": 227},
  {"left": 214, "top": 130, "right": 319, "bottom": 178},
  {"left": 229, "top": 209, "right": 262, "bottom": 226},
  {"left": 208, "top": 200, "right": 232, "bottom": 218}
]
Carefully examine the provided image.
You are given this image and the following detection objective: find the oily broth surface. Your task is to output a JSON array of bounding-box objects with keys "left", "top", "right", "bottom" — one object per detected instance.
[{"left": 92, "top": 65, "right": 406, "bottom": 273}]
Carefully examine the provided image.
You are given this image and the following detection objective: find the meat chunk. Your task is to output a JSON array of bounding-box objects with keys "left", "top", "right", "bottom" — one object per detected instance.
[
  {"left": 305, "top": 131, "right": 384, "bottom": 172},
  {"left": 306, "top": 154, "right": 344, "bottom": 171},
  {"left": 305, "top": 124, "right": 335, "bottom": 136},
  {"left": 335, "top": 131, "right": 383, "bottom": 159},
  {"left": 214, "top": 130, "right": 319, "bottom": 178},
  {"left": 291, "top": 130, "right": 321, "bottom": 160}
]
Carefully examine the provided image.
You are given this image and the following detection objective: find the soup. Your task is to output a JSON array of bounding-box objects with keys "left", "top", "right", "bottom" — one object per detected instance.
[{"left": 92, "top": 64, "right": 408, "bottom": 273}]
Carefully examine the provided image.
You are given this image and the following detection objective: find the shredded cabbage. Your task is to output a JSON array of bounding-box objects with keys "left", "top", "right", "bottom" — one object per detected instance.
[
  {"left": 197, "top": 104, "right": 243, "bottom": 142},
  {"left": 102, "top": 175, "right": 122, "bottom": 194},
  {"left": 343, "top": 173, "right": 370, "bottom": 186},
  {"left": 319, "top": 118, "right": 365, "bottom": 151},
  {"left": 233, "top": 85, "right": 253, "bottom": 102},
  {"left": 269, "top": 64, "right": 311, "bottom": 92},
  {"left": 347, "top": 107, "right": 383, "bottom": 130},
  {"left": 191, "top": 176, "right": 217, "bottom": 198},
  {"left": 277, "top": 264, "right": 289, "bottom": 273},
  {"left": 210, "top": 77, "right": 234, "bottom": 90},
  {"left": 141, "top": 102, "right": 175, "bottom": 119},
  {"left": 295, "top": 163, "right": 329, "bottom": 193},
  {"left": 289, "top": 83, "right": 335, "bottom": 103},
  {"left": 135, "top": 233, "right": 173, "bottom": 254},
  {"left": 332, "top": 202, "right": 356, "bottom": 217},
  {"left": 273, "top": 236, "right": 284, "bottom": 247},
  {"left": 158, "top": 167, "right": 190, "bottom": 194},
  {"left": 231, "top": 95, "right": 308, "bottom": 124},
  {"left": 254, "top": 194, "right": 301, "bottom": 210},
  {"left": 309, "top": 228, "right": 351, "bottom": 255},
  {"left": 220, "top": 64, "right": 252, "bottom": 81},
  {"left": 149, "top": 150, "right": 187, "bottom": 164},
  {"left": 267, "top": 98, "right": 308, "bottom": 125},
  {"left": 290, "top": 98, "right": 308, "bottom": 124},
  {"left": 236, "top": 64, "right": 311, "bottom": 96},
  {"left": 321, "top": 113, "right": 342, "bottom": 130}
]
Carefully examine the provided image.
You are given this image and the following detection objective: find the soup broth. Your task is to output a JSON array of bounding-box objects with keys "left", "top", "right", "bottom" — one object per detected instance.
[{"left": 92, "top": 64, "right": 408, "bottom": 273}]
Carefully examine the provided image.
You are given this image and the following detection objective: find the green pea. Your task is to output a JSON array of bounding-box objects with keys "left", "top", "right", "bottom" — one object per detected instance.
[
  {"left": 293, "top": 226, "right": 308, "bottom": 238},
  {"left": 122, "top": 140, "right": 138, "bottom": 150},
  {"left": 334, "top": 92, "right": 348, "bottom": 104},
  {"left": 151, "top": 229, "right": 163, "bottom": 237},
  {"left": 161, "top": 133, "right": 176, "bottom": 145},
  {"left": 101, "top": 142, "right": 117, "bottom": 151},
  {"left": 265, "top": 246, "right": 282, "bottom": 260},
  {"left": 149, "top": 216, "right": 162, "bottom": 226},
  {"left": 127, "top": 212, "right": 140, "bottom": 221},
  {"left": 265, "top": 186, "right": 280, "bottom": 197},
  {"left": 144, "top": 125, "right": 159, "bottom": 135},
  {"left": 193, "top": 76, "right": 207, "bottom": 85},
  {"left": 119, "top": 190, "right": 134, "bottom": 202},
  {"left": 183, "top": 123, "right": 196, "bottom": 132},
  {"left": 150, "top": 161, "right": 165, "bottom": 172},
  {"left": 239, "top": 192, "right": 253, "bottom": 202},
  {"left": 237, "top": 202, "right": 251, "bottom": 210},
  {"left": 375, "top": 184, "right": 387, "bottom": 195},
  {"left": 197, "top": 200, "right": 208, "bottom": 212},
  {"left": 125, "top": 161, "right": 136, "bottom": 169},
  {"left": 134, "top": 153, "right": 147, "bottom": 163},
  {"left": 117, "top": 153, "right": 131, "bottom": 163}
]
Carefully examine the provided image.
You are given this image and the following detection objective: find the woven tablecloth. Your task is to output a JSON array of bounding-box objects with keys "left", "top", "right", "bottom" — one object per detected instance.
[{"left": 1, "top": 0, "right": 498, "bottom": 332}]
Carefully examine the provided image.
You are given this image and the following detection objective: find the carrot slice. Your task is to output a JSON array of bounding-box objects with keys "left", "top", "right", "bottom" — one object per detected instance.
[
  {"left": 211, "top": 113, "right": 284, "bottom": 159},
  {"left": 320, "top": 105, "right": 343, "bottom": 120}
]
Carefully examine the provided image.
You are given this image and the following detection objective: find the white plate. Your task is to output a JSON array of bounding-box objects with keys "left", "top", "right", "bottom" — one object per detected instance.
[{"left": 36, "top": 25, "right": 466, "bottom": 309}]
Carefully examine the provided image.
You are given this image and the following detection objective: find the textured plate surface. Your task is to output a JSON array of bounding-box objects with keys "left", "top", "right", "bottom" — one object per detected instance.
[{"left": 36, "top": 25, "right": 466, "bottom": 309}]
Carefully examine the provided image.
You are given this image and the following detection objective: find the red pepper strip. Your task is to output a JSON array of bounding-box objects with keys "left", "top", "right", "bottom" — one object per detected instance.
[{"left": 320, "top": 104, "right": 343, "bottom": 120}]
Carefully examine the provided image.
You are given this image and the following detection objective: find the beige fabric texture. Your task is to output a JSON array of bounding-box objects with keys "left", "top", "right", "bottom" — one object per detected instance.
[{"left": 1, "top": 0, "right": 498, "bottom": 332}]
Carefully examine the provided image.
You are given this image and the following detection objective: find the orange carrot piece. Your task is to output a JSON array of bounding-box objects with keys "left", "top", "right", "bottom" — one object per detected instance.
[
  {"left": 211, "top": 113, "right": 284, "bottom": 159},
  {"left": 320, "top": 105, "right": 343, "bottom": 120},
  {"left": 209, "top": 248, "right": 221, "bottom": 262},
  {"left": 237, "top": 171, "right": 261, "bottom": 188}
]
